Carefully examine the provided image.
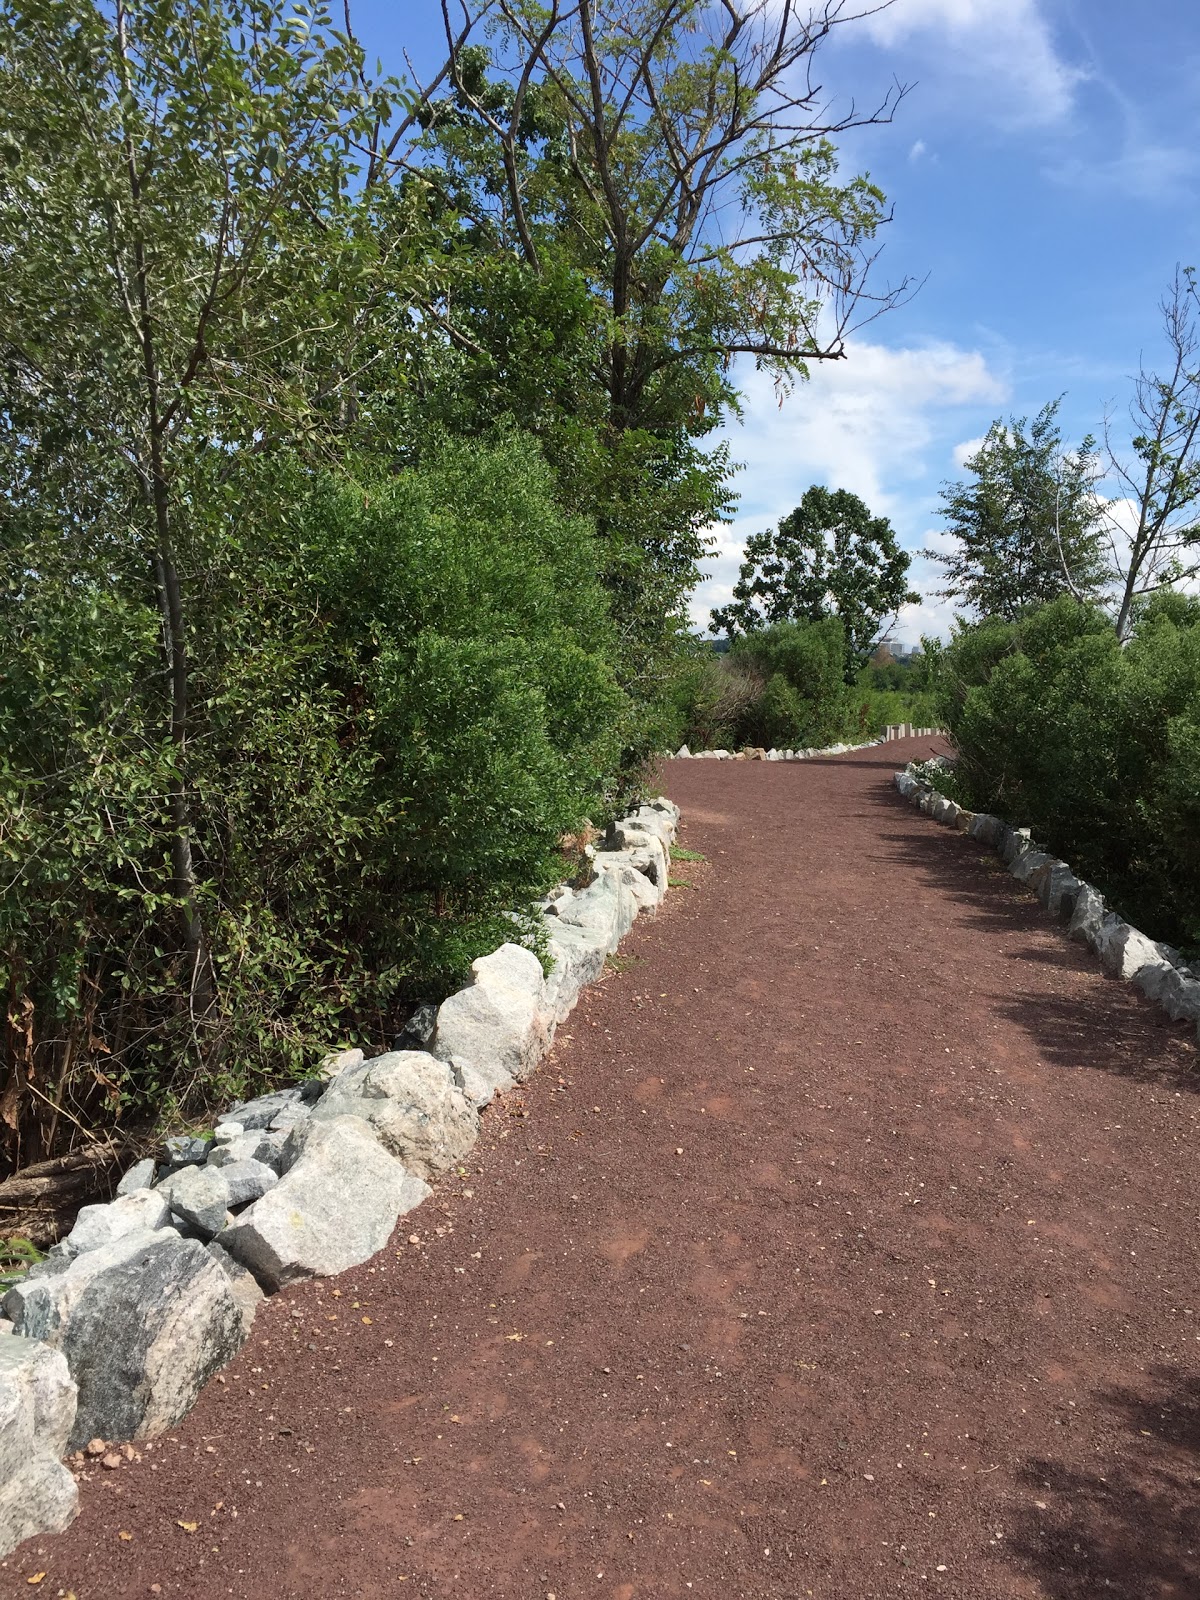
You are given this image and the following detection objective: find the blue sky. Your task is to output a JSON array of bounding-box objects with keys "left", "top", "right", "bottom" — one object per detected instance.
[{"left": 355, "top": 0, "right": 1200, "bottom": 643}]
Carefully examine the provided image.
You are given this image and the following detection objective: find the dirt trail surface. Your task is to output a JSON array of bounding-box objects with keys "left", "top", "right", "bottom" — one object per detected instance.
[{"left": 8, "top": 737, "right": 1200, "bottom": 1600}]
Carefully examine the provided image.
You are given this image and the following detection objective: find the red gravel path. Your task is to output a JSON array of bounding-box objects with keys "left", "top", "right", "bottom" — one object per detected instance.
[{"left": 7, "top": 738, "right": 1200, "bottom": 1600}]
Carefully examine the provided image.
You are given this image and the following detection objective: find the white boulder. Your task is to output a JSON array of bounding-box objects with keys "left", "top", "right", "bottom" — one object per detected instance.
[
  {"left": 0, "top": 1335, "right": 78, "bottom": 1556},
  {"left": 309, "top": 1051, "right": 479, "bottom": 1179},
  {"left": 58, "top": 1189, "right": 171, "bottom": 1258},
  {"left": 431, "top": 942, "right": 550, "bottom": 1087},
  {"left": 219, "top": 1116, "right": 428, "bottom": 1291},
  {"left": 543, "top": 920, "right": 610, "bottom": 1023}
]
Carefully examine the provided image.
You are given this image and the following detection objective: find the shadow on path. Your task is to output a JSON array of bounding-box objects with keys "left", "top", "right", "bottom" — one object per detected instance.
[
  {"left": 1009, "top": 1366, "right": 1200, "bottom": 1600},
  {"left": 868, "top": 783, "right": 1200, "bottom": 1095}
]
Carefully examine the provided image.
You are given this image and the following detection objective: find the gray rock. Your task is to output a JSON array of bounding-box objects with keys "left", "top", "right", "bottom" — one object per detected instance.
[
  {"left": 219, "top": 1159, "right": 279, "bottom": 1209},
  {"left": 451, "top": 1056, "right": 510, "bottom": 1108},
  {"left": 207, "top": 1128, "right": 288, "bottom": 1174},
  {"left": 162, "top": 1134, "right": 210, "bottom": 1170},
  {"left": 0, "top": 1336, "right": 76, "bottom": 1471},
  {"left": 0, "top": 1334, "right": 78, "bottom": 1556},
  {"left": 543, "top": 920, "right": 609, "bottom": 1023},
  {"left": 393, "top": 1002, "right": 439, "bottom": 1054},
  {"left": 1000, "top": 827, "right": 1033, "bottom": 867},
  {"left": 608, "top": 818, "right": 656, "bottom": 851},
  {"left": 594, "top": 852, "right": 659, "bottom": 918},
  {"left": 205, "top": 1241, "right": 264, "bottom": 1330},
  {"left": 60, "top": 1190, "right": 171, "bottom": 1258},
  {"left": 1010, "top": 847, "right": 1052, "bottom": 885},
  {"left": 217, "top": 1086, "right": 303, "bottom": 1131},
  {"left": 431, "top": 942, "right": 550, "bottom": 1087},
  {"left": 1093, "top": 915, "right": 1164, "bottom": 981},
  {"left": 627, "top": 833, "right": 670, "bottom": 887},
  {"left": 268, "top": 1102, "right": 310, "bottom": 1133},
  {"left": 5, "top": 1230, "right": 246, "bottom": 1448},
  {"left": 310, "top": 1051, "right": 479, "bottom": 1180},
  {"left": 157, "top": 1165, "right": 232, "bottom": 1239},
  {"left": 220, "top": 1115, "right": 429, "bottom": 1291},
  {"left": 554, "top": 869, "right": 627, "bottom": 954},
  {"left": 593, "top": 858, "right": 642, "bottom": 934},
  {"left": 116, "top": 1158, "right": 157, "bottom": 1196},
  {"left": 211, "top": 1121, "right": 245, "bottom": 1146},
  {"left": 1031, "top": 861, "right": 1082, "bottom": 919},
  {"left": 541, "top": 885, "right": 575, "bottom": 916},
  {"left": 967, "top": 813, "right": 1002, "bottom": 845},
  {"left": 644, "top": 795, "right": 680, "bottom": 824},
  {"left": 317, "top": 1046, "right": 364, "bottom": 1081},
  {"left": 627, "top": 803, "right": 678, "bottom": 844},
  {"left": 1068, "top": 882, "right": 1107, "bottom": 948},
  {"left": 675, "top": 745, "right": 691, "bottom": 758},
  {"left": 1132, "top": 955, "right": 1183, "bottom": 1005},
  {"left": 1154, "top": 968, "right": 1200, "bottom": 1024},
  {"left": 0, "top": 1450, "right": 79, "bottom": 1558}
]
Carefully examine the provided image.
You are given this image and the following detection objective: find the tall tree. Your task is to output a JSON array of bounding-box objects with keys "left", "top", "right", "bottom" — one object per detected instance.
[
  {"left": 711, "top": 485, "right": 916, "bottom": 675},
  {"left": 0, "top": 0, "right": 405, "bottom": 1033},
  {"left": 925, "top": 399, "right": 1110, "bottom": 622},
  {"left": 1103, "top": 268, "right": 1200, "bottom": 640},
  {"left": 409, "top": 0, "right": 916, "bottom": 695}
]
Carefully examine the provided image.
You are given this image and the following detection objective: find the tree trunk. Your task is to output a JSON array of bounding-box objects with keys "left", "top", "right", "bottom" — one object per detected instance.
[{"left": 115, "top": 0, "right": 218, "bottom": 1033}]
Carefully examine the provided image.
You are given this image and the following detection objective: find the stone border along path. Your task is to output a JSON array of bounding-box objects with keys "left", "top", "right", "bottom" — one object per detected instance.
[
  {"left": 6, "top": 735, "right": 1200, "bottom": 1598},
  {"left": 0, "top": 797, "right": 682, "bottom": 1558},
  {"left": 895, "top": 759, "right": 1200, "bottom": 1041}
]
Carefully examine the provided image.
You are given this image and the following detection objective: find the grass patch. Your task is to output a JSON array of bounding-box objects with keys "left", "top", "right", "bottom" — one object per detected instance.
[
  {"left": 0, "top": 1237, "right": 42, "bottom": 1292},
  {"left": 668, "top": 875, "right": 697, "bottom": 889},
  {"left": 670, "top": 845, "right": 706, "bottom": 863},
  {"left": 605, "top": 953, "right": 641, "bottom": 975}
]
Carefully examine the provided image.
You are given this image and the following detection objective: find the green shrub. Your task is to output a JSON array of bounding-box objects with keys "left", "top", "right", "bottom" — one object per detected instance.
[
  {"left": 674, "top": 617, "right": 859, "bottom": 750},
  {"left": 730, "top": 617, "right": 854, "bottom": 747},
  {"left": 940, "top": 595, "right": 1200, "bottom": 949},
  {"left": 0, "top": 435, "right": 628, "bottom": 1163}
]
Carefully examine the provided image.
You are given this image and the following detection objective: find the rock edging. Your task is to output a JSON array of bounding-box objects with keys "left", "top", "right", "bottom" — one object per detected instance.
[
  {"left": 0, "top": 795, "right": 681, "bottom": 1557},
  {"left": 893, "top": 763, "right": 1200, "bottom": 1042},
  {"left": 670, "top": 731, "right": 945, "bottom": 762},
  {"left": 672, "top": 735, "right": 879, "bottom": 762}
]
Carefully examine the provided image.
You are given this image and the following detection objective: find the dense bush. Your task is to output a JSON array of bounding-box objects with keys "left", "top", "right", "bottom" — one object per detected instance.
[
  {"left": 674, "top": 618, "right": 865, "bottom": 749},
  {"left": 938, "top": 594, "right": 1200, "bottom": 950},
  {"left": 673, "top": 621, "right": 947, "bottom": 751},
  {"left": 0, "top": 437, "right": 627, "bottom": 1164}
]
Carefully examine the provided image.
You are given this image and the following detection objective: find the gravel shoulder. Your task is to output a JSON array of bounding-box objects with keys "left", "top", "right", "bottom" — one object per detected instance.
[{"left": 6, "top": 737, "right": 1200, "bottom": 1600}]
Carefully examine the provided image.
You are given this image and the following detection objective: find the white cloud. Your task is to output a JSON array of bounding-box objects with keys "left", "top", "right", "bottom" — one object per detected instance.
[
  {"left": 908, "top": 138, "right": 928, "bottom": 162},
  {"left": 1046, "top": 139, "right": 1198, "bottom": 202},
  {"left": 690, "top": 340, "right": 1009, "bottom": 644},
  {"left": 952, "top": 434, "right": 986, "bottom": 469},
  {"left": 856, "top": 0, "right": 1085, "bottom": 129}
]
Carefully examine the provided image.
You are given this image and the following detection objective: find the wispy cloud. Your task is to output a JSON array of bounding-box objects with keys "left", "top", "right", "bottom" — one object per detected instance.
[
  {"left": 952, "top": 434, "right": 986, "bottom": 469},
  {"left": 691, "top": 340, "right": 1009, "bottom": 643},
  {"left": 856, "top": 0, "right": 1086, "bottom": 130},
  {"left": 1045, "top": 116, "right": 1198, "bottom": 202}
]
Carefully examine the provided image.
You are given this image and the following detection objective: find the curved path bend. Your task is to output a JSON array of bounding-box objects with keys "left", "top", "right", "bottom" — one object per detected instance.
[{"left": 6, "top": 739, "right": 1200, "bottom": 1600}]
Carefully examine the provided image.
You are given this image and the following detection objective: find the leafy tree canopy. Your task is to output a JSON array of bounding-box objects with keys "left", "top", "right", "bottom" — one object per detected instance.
[
  {"left": 711, "top": 484, "right": 917, "bottom": 676},
  {"left": 925, "top": 398, "right": 1110, "bottom": 623},
  {"left": 401, "top": 0, "right": 915, "bottom": 709}
]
